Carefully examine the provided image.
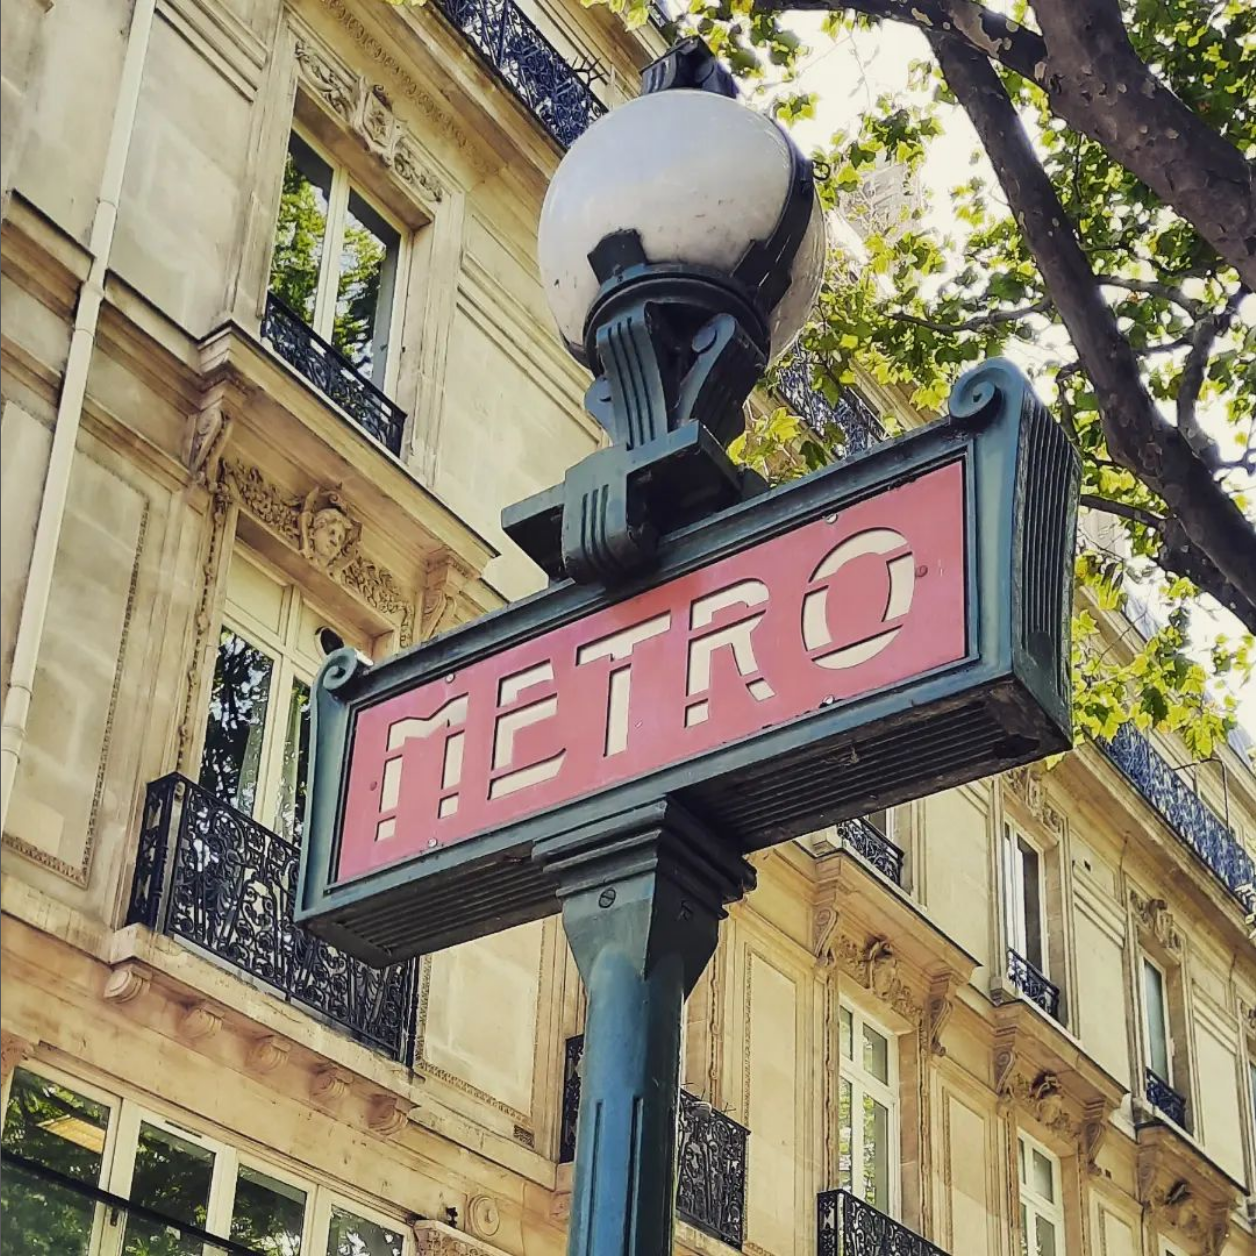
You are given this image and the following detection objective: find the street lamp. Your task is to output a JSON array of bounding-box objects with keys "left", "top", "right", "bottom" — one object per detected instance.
[{"left": 505, "top": 37, "right": 827, "bottom": 584}]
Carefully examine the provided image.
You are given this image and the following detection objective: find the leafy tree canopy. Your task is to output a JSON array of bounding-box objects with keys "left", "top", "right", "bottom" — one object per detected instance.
[{"left": 619, "top": 0, "right": 1256, "bottom": 759}]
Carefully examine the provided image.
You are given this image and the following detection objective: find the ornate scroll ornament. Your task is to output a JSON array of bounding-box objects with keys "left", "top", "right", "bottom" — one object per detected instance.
[
  {"left": 465, "top": 1196, "right": 502, "bottom": 1240},
  {"left": 247, "top": 1035, "right": 291, "bottom": 1075},
  {"left": 310, "top": 1065, "right": 353, "bottom": 1104},
  {"left": 812, "top": 903, "right": 839, "bottom": 959},
  {"left": 925, "top": 972, "right": 956, "bottom": 1058},
  {"left": 294, "top": 34, "right": 444, "bottom": 205},
  {"left": 179, "top": 1003, "right": 224, "bottom": 1042},
  {"left": 1130, "top": 889, "right": 1183, "bottom": 955},
  {"left": 1140, "top": 1179, "right": 1228, "bottom": 1256},
  {"left": 420, "top": 550, "right": 477, "bottom": 641},
  {"left": 413, "top": 1221, "right": 510, "bottom": 1255},
  {"left": 366, "top": 1094, "right": 415, "bottom": 1137},
  {"left": 1003, "top": 764, "right": 1066, "bottom": 838},
  {"left": 1242, "top": 999, "right": 1256, "bottom": 1046},
  {"left": 103, "top": 963, "right": 151, "bottom": 1005},
  {"left": 828, "top": 933, "right": 923, "bottom": 1027},
  {"left": 222, "top": 461, "right": 416, "bottom": 646}
]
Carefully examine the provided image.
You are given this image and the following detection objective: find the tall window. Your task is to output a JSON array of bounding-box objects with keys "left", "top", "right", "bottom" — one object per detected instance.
[
  {"left": 1, "top": 1065, "right": 410, "bottom": 1255},
  {"left": 1017, "top": 1132, "right": 1063, "bottom": 1256},
  {"left": 865, "top": 809, "right": 892, "bottom": 839},
  {"left": 1003, "top": 823, "right": 1047, "bottom": 974},
  {"left": 269, "top": 130, "right": 405, "bottom": 390},
  {"left": 199, "top": 553, "right": 361, "bottom": 843},
  {"left": 1142, "top": 954, "right": 1174, "bottom": 1086},
  {"left": 837, "top": 1003, "right": 898, "bottom": 1215}
]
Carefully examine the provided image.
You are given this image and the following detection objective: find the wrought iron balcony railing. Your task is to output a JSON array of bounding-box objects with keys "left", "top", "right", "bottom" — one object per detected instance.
[
  {"left": 558, "top": 1036, "right": 748, "bottom": 1248},
  {"left": 775, "top": 352, "right": 888, "bottom": 460},
  {"left": 1145, "top": 1068, "right": 1188, "bottom": 1128},
  {"left": 818, "top": 1189, "right": 948, "bottom": 1256},
  {"left": 261, "top": 294, "right": 407, "bottom": 457},
  {"left": 430, "top": 0, "right": 606, "bottom": 150},
  {"left": 1100, "top": 723, "right": 1256, "bottom": 915},
  {"left": 835, "top": 817, "right": 905, "bottom": 885},
  {"left": 1007, "top": 949, "right": 1062, "bottom": 1024},
  {"left": 127, "top": 774, "right": 418, "bottom": 1064}
]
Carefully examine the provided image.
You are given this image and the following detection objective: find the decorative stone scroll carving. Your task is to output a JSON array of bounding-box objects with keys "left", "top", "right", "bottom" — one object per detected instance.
[
  {"left": 1003, "top": 764, "right": 1066, "bottom": 838},
  {"left": 413, "top": 1220, "right": 510, "bottom": 1256},
  {"left": 222, "top": 461, "right": 416, "bottom": 646},
  {"left": 925, "top": 971, "right": 956, "bottom": 1057},
  {"left": 247, "top": 1035, "right": 291, "bottom": 1075},
  {"left": 1130, "top": 888, "right": 1183, "bottom": 955},
  {"left": 294, "top": 34, "right": 444, "bottom": 205},
  {"left": 366, "top": 1094, "right": 414, "bottom": 1137},
  {"left": 103, "top": 963, "right": 151, "bottom": 1005},
  {"left": 310, "top": 1064, "right": 353, "bottom": 1104},
  {"left": 179, "top": 1003, "right": 224, "bottom": 1042},
  {"left": 827, "top": 933, "right": 923, "bottom": 1028},
  {"left": 420, "top": 550, "right": 477, "bottom": 642}
]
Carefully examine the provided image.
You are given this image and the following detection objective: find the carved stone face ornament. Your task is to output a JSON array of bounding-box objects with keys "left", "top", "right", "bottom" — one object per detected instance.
[{"left": 299, "top": 489, "right": 360, "bottom": 575}]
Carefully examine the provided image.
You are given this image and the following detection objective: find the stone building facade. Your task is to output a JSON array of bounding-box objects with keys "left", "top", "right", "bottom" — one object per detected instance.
[{"left": 2, "top": 0, "right": 1255, "bottom": 1253}]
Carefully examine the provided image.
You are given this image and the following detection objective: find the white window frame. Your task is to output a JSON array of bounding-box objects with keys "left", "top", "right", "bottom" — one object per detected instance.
[
  {"left": 1140, "top": 951, "right": 1175, "bottom": 1087},
  {"left": 204, "top": 550, "right": 366, "bottom": 838},
  {"left": 1003, "top": 821, "right": 1048, "bottom": 976},
  {"left": 1016, "top": 1131, "right": 1064, "bottom": 1256},
  {"left": 864, "top": 808, "right": 894, "bottom": 840},
  {"left": 4, "top": 1061, "right": 413, "bottom": 1256},
  {"left": 838, "top": 1000, "right": 900, "bottom": 1217},
  {"left": 282, "top": 121, "right": 410, "bottom": 396}
]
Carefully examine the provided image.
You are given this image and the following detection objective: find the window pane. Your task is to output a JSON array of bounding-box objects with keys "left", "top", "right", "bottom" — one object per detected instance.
[
  {"left": 199, "top": 628, "right": 275, "bottom": 817},
  {"left": 1143, "top": 959, "right": 1171, "bottom": 1081},
  {"left": 839, "top": 1006, "right": 853, "bottom": 1060},
  {"left": 332, "top": 190, "right": 400, "bottom": 384},
  {"left": 274, "top": 678, "right": 311, "bottom": 844},
  {"left": 1031, "top": 1148, "right": 1054, "bottom": 1203},
  {"left": 1004, "top": 827, "right": 1024, "bottom": 953},
  {"left": 230, "top": 1163, "right": 306, "bottom": 1256},
  {"left": 862, "top": 1023, "right": 890, "bottom": 1085},
  {"left": 122, "top": 1123, "right": 215, "bottom": 1255},
  {"left": 1019, "top": 838, "right": 1044, "bottom": 971},
  {"left": 1018, "top": 1204, "right": 1030, "bottom": 1256},
  {"left": 1034, "top": 1213, "right": 1058, "bottom": 1256},
  {"left": 327, "top": 1206, "right": 404, "bottom": 1256},
  {"left": 837, "top": 1078, "right": 853, "bottom": 1192},
  {"left": 865, "top": 809, "right": 889, "bottom": 837},
  {"left": 1018, "top": 1135, "right": 1027, "bottom": 1186},
  {"left": 861, "top": 1095, "right": 889, "bottom": 1211},
  {"left": 270, "top": 133, "right": 332, "bottom": 325},
  {"left": 1, "top": 1070, "right": 109, "bottom": 1256}
]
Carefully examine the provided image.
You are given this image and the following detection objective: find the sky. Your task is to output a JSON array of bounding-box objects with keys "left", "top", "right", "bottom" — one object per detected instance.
[{"left": 770, "top": 20, "right": 1256, "bottom": 740}]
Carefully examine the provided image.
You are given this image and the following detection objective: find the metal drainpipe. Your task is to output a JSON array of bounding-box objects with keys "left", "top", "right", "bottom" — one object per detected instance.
[{"left": 0, "top": 0, "right": 159, "bottom": 831}]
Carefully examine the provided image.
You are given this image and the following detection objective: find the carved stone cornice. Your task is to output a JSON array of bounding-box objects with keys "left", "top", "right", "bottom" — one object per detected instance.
[
  {"left": 991, "top": 1003, "right": 1122, "bottom": 1174},
  {"left": 1003, "top": 764, "right": 1066, "bottom": 839},
  {"left": 1130, "top": 888, "right": 1184, "bottom": 955},
  {"left": 293, "top": 29, "right": 445, "bottom": 207},
  {"left": 1136, "top": 1124, "right": 1241, "bottom": 1256},
  {"left": 412, "top": 1220, "right": 511, "bottom": 1255},
  {"left": 222, "top": 459, "right": 417, "bottom": 647},
  {"left": 420, "top": 549, "right": 478, "bottom": 642},
  {"left": 826, "top": 931, "right": 924, "bottom": 1029}
]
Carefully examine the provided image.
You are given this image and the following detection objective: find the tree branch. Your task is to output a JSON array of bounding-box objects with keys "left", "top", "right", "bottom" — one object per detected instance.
[
  {"left": 757, "top": 0, "right": 1256, "bottom": 284},
  {"left": 888, "top": 297, "right": 1052, "bottom": 333},
  {"left": 928, "top": 30, "right": 1256, "bottom": 632},
  {"left": 1176, "top": 285, "right": 1248, "bottom": 469},
  {"left": 1095, "top": 276, "right": 1205, "bottom": 318},
  {"left": 1079, "top": 493, "right": 1163, "bottom": 530}
]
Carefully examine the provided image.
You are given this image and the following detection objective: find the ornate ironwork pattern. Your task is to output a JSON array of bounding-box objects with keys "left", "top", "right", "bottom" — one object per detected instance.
[
  {"left": 1146, "top": 1068, "right": 1188, "bottom": 1127},
  {"left": 127, "top": 774, "right": 418, "bottom": 1063},
  {"left": 559, "top": 1034, "right": 583, "bottom": 1164},
  {"left": 775, "top": 352, "right": 888, "bottom": 459},
  {"left": 557, "top": 1037, "right": 747, "bottom": 1246},
  {"left": 817, "top": 1189, "right": 948, "bottom": 1256},
  {"left": 430, "top": 0, "right": 606, "bottom": 149},
  {"left": 1101, "top": 723, "right": 1256, "bottom": 911},
  {"left": 1007, "top": 948, "right": 1062, "bottom": 1023},
  {"left": 261, "top": 294, "right": 407, "bottom": 456},
  {"left": 676, "top": 1090, "right": 748, "bottom": 1248},
  {"left": 836, "top": 817, "right": 905, "bottom": 885}
]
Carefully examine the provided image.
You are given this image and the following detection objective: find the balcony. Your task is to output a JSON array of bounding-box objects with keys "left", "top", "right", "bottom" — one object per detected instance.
[
  {"left": 1007, "top": 949, "right": 1062, "bottom": 1024},
  {"left": 1145, "top": 1068, "right": 1188, "bottom": 1128},
  {"left": 559, "top": 1035, "right": 748, "bottom": 1248},
  {"left": 1100, "top": 723, "right": 1256, "bottom": 916},
  {"left": 775, "top": 352, "right": 888, "bottom": 459},
  {"left": 835, "top": 817, "right": 905, "bottom": 885},
  {"left": 817, "top": 1189, "right": 947, "bottom": 1256},
  {"left": 127, "top": 774, "right": 418, "bottom": 1064},
  {"left": 261, "top": 294, "right": 407, "bottom": 457},
  {"left": 429, "top": 0, "right": 606, "bottom": 149}
]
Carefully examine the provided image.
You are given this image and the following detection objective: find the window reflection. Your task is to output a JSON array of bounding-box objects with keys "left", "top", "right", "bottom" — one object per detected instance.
[
  {"left": 121, "top": 1122, "right": 215, "bottom": 1255},
  {"left": 333, "top": 192, "right": 400, "bottom": 384},
  {"left": 231, "top": 1163, "right": 306, "bottom": 1256},
  {"left": 328, "top": 1205, "right": 404, "bottom": 1256},
  {"left": 199, "top": 628, "right": 275, "bottom": 818},
  {"left": 270, "top": 133, "right": 333, "bottom": 326},
  {"left": 275, "top": 678, "right": 312, "bottom": 844}
]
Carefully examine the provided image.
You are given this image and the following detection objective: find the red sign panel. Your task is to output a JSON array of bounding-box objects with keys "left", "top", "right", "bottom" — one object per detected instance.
[{"left": 338, "top": 462, "right": 966, "bottom": 881}]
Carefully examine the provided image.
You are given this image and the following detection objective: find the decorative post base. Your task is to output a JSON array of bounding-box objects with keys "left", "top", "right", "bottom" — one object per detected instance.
[{"left": 533, "top": 801, "right": 756, "bottom": 1256}]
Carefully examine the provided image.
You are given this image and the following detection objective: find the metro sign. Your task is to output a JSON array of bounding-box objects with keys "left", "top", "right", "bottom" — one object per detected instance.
[{"left": 298, "top": 364, "right": 1078, "bottom": 964}]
